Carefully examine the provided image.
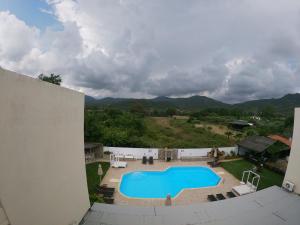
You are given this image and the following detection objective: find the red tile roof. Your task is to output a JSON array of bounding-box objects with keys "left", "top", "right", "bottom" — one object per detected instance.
[{"left": 268, "top": 135, "right": 292, "bottom": 147}]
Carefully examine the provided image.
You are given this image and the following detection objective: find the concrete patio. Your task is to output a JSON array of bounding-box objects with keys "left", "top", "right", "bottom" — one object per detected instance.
[{"left": 100, "top": 160, "right": 240, "bottom": 206}]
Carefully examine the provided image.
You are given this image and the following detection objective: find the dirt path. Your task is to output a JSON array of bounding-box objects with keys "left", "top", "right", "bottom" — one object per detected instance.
[
  {"left": 152, "top": 117, "right": 172, "bottom": 128},
  {"left": 151, "top": 117, "right": 184, "bottom": 135},
  {"left": 194, "top": 123, "right": 237, "bottom": 136}
]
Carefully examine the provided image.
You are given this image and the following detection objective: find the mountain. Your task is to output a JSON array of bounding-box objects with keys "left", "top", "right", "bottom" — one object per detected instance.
[
  {"left": 85, "top": 93, "right": 300, "bottom": 114},
  {"left": 85, "top": 95, "right": 229, "bottom": 110},
  {"left": 234, "top": 93, "right": 300, "bottom": 114}
]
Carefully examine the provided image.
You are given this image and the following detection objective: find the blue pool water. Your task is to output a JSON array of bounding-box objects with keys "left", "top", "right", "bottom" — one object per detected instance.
[{"left": 120, "top": 166, "right": 221, "bottom": 198}]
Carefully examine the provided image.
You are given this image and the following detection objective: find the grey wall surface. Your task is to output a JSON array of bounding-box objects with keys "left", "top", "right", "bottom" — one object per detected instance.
[
  {"left": 0, "top": 68, "right": 90, "bottom": 225},
  {"left": 284, "top": 108, "right": 300, "bottom": 194}
]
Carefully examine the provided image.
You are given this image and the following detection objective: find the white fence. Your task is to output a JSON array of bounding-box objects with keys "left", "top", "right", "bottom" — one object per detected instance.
[
  {"left": 103, "top": 146, "right": 238, "bottom": 160},
  {"left": 103, "top": 147, "right": 159, "bottom": 159},
  {"left": 177, "top": 146, "right": 238, "bottom": 159}
]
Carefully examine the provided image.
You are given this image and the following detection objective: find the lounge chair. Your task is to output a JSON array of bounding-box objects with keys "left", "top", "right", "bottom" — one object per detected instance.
[
  {"left": 227, "top": 191, "right": 236, "bottom": 198},
  {"left": 111, "top": 161, "right": 127, "bottom": 168},
  {"left": 103, "top": 191, "right": 114, "bottom": 198},
  {"left": 149, "top": 156, "right": 154, "bottom": 164},
  {"left": 216, "top": 193, "right": 226, "bottom": 200},
  {"left": 207, "top": 194, "right": 217, "bottom": 201},
  {"left": 103, "top": 197, "right": 114, "bottom": 204},
  {"left": 96, "top": 185, "right": 115, "bottom": 194},
  {"left": 142, "top": 156, "right": 147, "bottom": 164}
]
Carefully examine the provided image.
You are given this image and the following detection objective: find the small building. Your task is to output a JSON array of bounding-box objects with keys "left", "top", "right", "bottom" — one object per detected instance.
[
  {"left": 238, "top": 136, "right": 275, "bottom": 158},
  {"left": 237, "top": 136, "right": 290, "bottom": 161},
  {"left": 84, "top": 143, "right": 103, "bottom": 162},
  {"left": 229, "top": 120, "right": 253, "bottom": 130}
]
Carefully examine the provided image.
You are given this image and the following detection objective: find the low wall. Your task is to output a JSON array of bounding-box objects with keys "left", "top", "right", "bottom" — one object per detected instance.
[
  {"left": 103, "top": 147, "right": 159, "bottom": 159},
  {"left": 177, "top": 147, "right": 237, "bottom": 159},
  {"left": 103, "top": 146, "right": 237, "bottom": 160}
]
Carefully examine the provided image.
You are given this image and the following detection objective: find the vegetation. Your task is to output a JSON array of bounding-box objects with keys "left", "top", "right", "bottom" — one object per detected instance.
[
  {"left": 141, "top": 117, "right": 233, "bottom": 148},
  {"left": 84, "top": 109, "right": 234, "bottom": 148},
  {"left": 85, "top": 162, "right": 110, "bottom": 204},
  {"left": 38, "top": 73, "right": 62, "bottom": 85},
  {"left": 85, "top": 108, "right": 146, "bottom": 147},
  {"left": 84, "top": 93, "right": 296, "bottom": 149},
  {"left": 221, "top": 159, "right": 284, "bottom": 190},
  {"left": 189, "top": 107, "right": 293, "bottom": 138}
]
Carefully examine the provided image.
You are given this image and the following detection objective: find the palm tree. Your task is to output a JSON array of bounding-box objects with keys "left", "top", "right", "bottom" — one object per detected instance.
[{"left": 225, "top": 131, "right": 233, "bottom": 139}]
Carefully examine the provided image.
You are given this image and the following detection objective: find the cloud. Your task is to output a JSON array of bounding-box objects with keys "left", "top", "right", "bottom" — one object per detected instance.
[
  {"left": 0, "top": 11, "right": 39, "bottom": 62},
  {"left": 1, "top": 0, "right": 300, "bottom": 102}
]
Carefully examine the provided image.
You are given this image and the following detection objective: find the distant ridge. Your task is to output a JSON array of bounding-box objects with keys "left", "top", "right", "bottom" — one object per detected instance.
[
  {"left": 233, "top": 93, "right": 300, "bottom": 113},
  {"left": 85, "top": 93, "right": 300, "bottom": 114},
  {"left": 85, "top": 95, "right": 228, "bottom": 110}
]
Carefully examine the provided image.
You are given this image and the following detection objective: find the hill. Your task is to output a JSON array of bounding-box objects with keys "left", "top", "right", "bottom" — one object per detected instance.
[
  {"left": 85, "top": 93, "right": 300, "bottom": 114},
  {"left": 85, "top": 95, "right": 229, "bottom": 111},
  {"left": 234, "top": 93, "right": 300, "bottom": 114}
]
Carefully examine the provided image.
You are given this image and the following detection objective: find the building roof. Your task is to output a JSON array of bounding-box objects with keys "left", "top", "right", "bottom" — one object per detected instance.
[
  {"left": 80, "top": 186, "right": 300, "bottom": 225},
  {"left": 238, "top": 136, "right": 276, "bottom": 153},
  {"left": 229, "top": 120, "right": 250, "bottom": 126},
  {"left": 268, "top": 135, "right": 292, "bottom": 147}
]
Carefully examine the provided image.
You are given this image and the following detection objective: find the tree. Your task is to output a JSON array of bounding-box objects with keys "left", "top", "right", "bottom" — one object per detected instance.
[
  {"left": 166, "top": 108, "right": 176, "bottom": 116},
  {"left": 261, "top": 106, "right": 275, "bottom": 118},
  {"left": 130, "top": 102, "right": 146, "bottom": 116},
  {"left": 284, "top": 115, "right": 294, "bottom": 127},
  {"left": 38, "top": 73, "right": 62, "bottom": 85},
  {"left": 225, "top": 131, "right": 233, "bottom": 139}
]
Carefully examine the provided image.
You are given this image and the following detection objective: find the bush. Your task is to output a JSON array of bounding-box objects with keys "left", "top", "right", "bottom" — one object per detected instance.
[{"left": 89, "top": 193, "right": 104, "bottom": 204}]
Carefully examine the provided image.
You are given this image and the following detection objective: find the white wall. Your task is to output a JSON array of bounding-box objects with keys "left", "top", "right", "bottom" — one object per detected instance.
[
  {"left": 284, "top": 108, "right": 300, "bottom": 194},
  {"left": 104, "top": 147, "right": 159, "bottom": 159},
  {"left": 0, "top": 68, "right": 90, "bottom": 225},
  {"left": 104, "top": 146, "right": 237, "bottom": 160},
  {"left": 177, "top": 147, "right": 237, "bottom": 159}
]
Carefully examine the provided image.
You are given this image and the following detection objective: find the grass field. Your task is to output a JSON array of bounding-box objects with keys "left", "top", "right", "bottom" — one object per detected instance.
[
  {"left": 220, "top": 159, "right": 284, "bottom": 190},
  {"left": 141, "top": 117, "right": 234, "bottom": 148},
  {"left": 85, "top": 161, "right": 110, "bottom": 204}
]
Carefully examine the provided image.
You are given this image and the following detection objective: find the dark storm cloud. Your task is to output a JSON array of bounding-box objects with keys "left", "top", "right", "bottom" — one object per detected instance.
[{"left": 1, "top": 0, "right": 300, "bottom": 102}]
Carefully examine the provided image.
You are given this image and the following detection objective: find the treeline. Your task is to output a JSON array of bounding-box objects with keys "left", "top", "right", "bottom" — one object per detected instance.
[
  {"left": 189, "top": 107, "right": 294, "bottom": 137},
  {"left": 84, "top": 108, "right": 147, "bottom": 147},
  {"left": 190, "top": 106, "right": 284, "bottom": 119}
]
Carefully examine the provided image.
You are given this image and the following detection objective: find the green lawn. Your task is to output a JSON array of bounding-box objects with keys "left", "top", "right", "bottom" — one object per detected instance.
[
  {"left": 220, "top": 159, "right": 284, "bottom": 190},
  {"left": 85, "top": 161, "right": 110, "bottom": 204}
]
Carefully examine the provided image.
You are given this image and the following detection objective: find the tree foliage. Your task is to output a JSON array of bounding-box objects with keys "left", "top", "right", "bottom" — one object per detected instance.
[
  {"left": 84, "top": 109, "right": 146, "bottom": 147},
  {"left": 38, "top": 73, "right": 62, "bottom": 85}
]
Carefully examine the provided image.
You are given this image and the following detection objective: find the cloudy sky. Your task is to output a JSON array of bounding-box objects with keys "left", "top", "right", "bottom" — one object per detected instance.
[{"left": 1, "top": 0, "right": 300, "bottom": 103}]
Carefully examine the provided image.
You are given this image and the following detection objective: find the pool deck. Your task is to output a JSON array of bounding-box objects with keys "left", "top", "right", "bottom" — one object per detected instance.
[{"left": 100, "top": 160, "right": 240, "bottom": 206}]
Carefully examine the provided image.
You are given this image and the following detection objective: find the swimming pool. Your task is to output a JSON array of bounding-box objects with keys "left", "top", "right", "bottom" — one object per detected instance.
[{"left": 120, "top": 166, "right": 221, "bottom": 198}]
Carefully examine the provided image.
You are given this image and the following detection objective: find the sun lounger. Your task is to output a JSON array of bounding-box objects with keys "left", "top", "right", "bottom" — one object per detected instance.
[
  {"left": 227, "top": 191, "right": 236, "bottom": 198},
  {"left": 124, "top": 154, "right": 135, "bottom": 160},
  {"left": 216, "top": 193, "right": 226, "bottom": 200},
  {"left": 142, "top": 156, "right": 147, "bottom": 164},
  {"left": 207, "top": 194, "right": 217, "bottom": 201},
  {"left": 96, "top": 185, "right": 115, "bottom": 194},
  {"left": 96, "top": 187, "right": 114, "bottom": 195},
  {"left": 103, "top": 197, "right": 114, "bottom": 204},
  {"left": 103, "top": 191, "right": 114, "bottom": 198},
  {"left": 111, "top": 161, "right": 127, "bottom": 168},
  {"left": 149, "top": 156, "right": 154, "bottom": 164}
]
